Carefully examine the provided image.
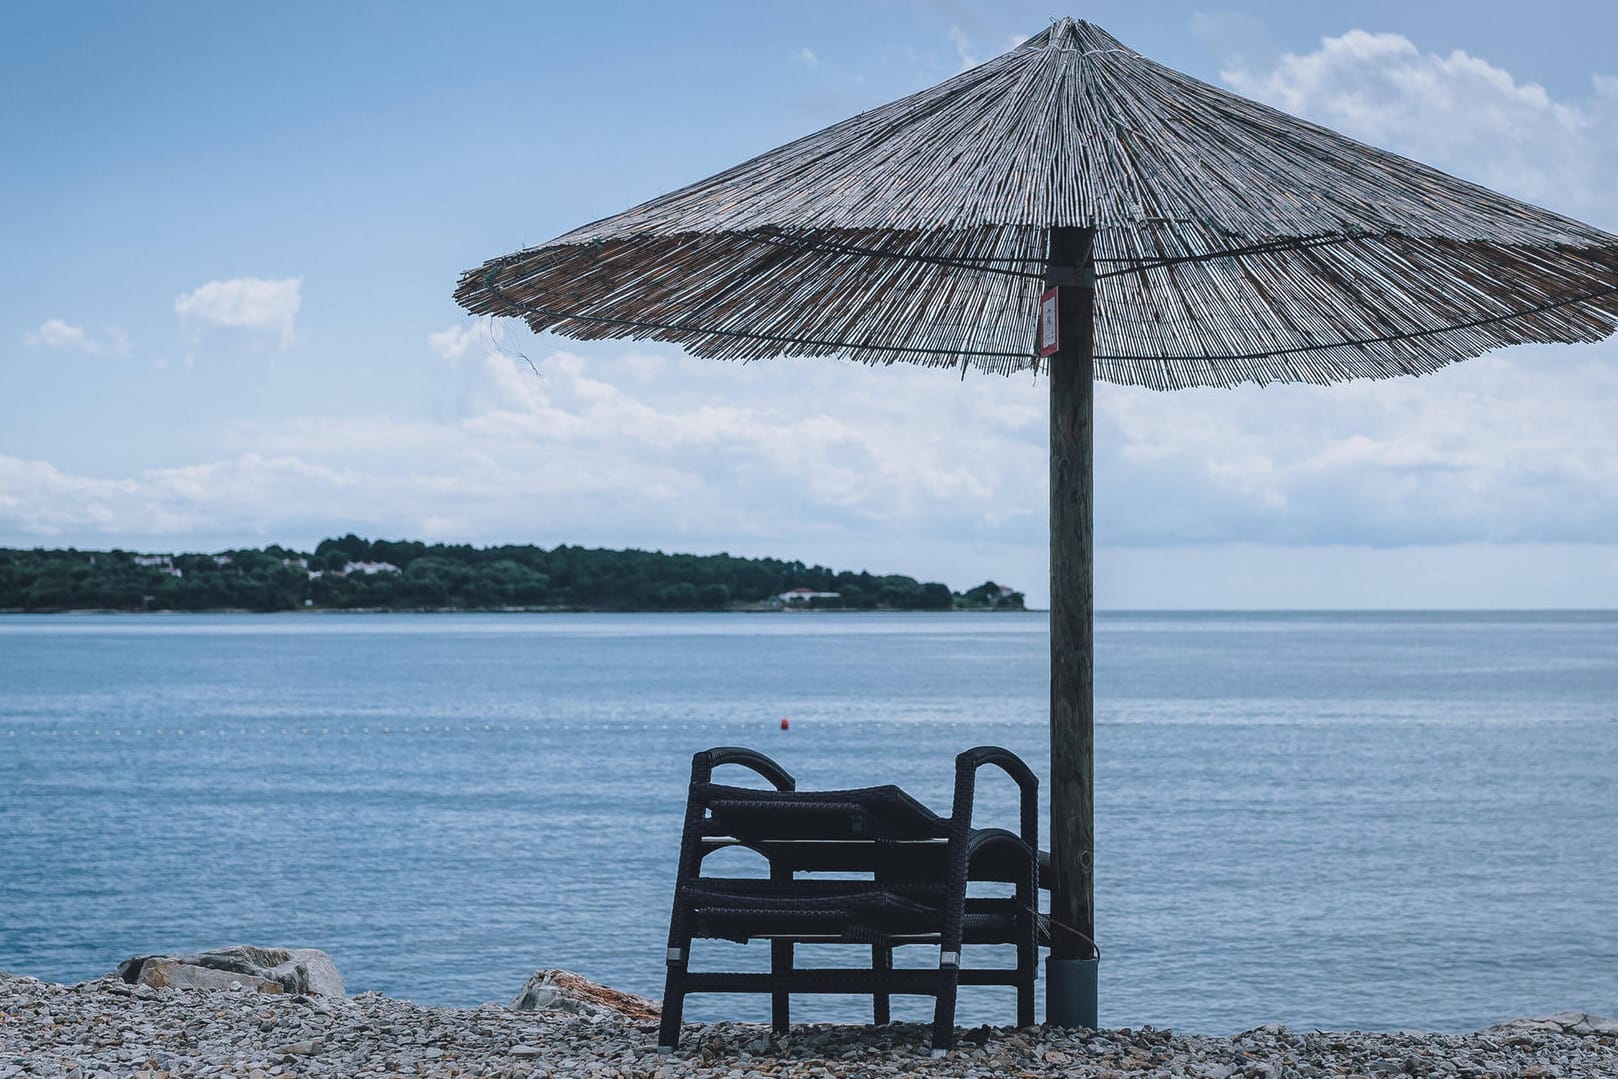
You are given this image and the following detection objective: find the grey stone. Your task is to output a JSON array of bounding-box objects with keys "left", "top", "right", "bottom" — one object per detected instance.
[
  {"left": 271, "top": 1041, "right": 319, "bottom": 1056},
  {"left": 7, "top": 969, "right": 1618, "bottom": 1079},
  {"left": 508, "top": 969, "right": 659, "bottom": 1020},
  {"left": 116, "top": 946, "right": 344, "bottom": 997},
  {"left": 128, "top": 958, "right": 281, "bottom": 995}
]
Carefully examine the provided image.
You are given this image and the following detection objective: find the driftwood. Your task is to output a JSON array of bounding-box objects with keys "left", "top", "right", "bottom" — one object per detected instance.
[{"left": 454, "top": 18, "right": 1618, "bottom": 389}]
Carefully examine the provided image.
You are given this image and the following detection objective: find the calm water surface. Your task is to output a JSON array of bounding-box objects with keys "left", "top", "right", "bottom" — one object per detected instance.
[{"left": 1, "top": 611, "right": 1615, "bottom": 1032}]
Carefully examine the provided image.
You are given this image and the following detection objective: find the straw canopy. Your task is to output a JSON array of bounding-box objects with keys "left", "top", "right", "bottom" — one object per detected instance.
[{"left": 455, "top": 18, "right": 1618, "bottom": 389}]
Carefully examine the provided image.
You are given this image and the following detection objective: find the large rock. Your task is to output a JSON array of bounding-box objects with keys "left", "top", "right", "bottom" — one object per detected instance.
[
  {"left": 1487, "top": 1011, "right": 1618, "bottom": 1037},
  {"left": 508, "top": 969, "right": 659, "bottom": 1020},
  {"left": 116, "top": 945, "right": 345, "bottom": 997}
]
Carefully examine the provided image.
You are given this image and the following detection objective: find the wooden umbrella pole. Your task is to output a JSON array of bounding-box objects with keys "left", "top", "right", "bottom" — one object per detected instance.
[{"left": 1046, "top": 224, "right": 1099, "bottom": 1027}]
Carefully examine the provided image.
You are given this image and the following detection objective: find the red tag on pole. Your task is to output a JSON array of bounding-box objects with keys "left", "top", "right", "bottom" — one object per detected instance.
[{"left": 1039, "top": 287, "right": 1059, "bottom": 357}]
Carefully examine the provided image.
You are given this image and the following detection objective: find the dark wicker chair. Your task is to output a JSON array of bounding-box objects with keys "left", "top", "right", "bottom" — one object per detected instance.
[{"left": 657, "top": 745, "right": 1042, "bottom": 1054}]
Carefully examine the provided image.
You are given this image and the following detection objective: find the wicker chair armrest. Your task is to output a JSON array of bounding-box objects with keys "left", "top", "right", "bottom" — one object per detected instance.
[
  {"left": 953, "top": 746, "right": 1039, "bottom": 850},
  {"left": 691, "top": 746, "right": 796, "bottom": 790}
]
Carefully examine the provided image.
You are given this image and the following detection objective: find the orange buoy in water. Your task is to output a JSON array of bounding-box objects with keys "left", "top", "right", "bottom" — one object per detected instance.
[{"left": 780, "top": 717, "right": 790, "bottom": 731}]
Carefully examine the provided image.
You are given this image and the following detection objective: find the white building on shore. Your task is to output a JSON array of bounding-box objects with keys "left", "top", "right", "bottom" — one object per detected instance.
[
  {"left": 131, "top": 554, "right": 182, "bottom": 577},
  {"left": 774, "top": 587, "right": 840, "bottom": 607},
  {"left": 342, "top": 561, "right": 402, "bottom": 576}
]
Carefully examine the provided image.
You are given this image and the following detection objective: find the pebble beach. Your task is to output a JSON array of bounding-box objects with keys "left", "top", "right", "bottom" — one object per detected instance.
[{"left": 4, "top": 972, "right": 1617, "bottom": 1079}]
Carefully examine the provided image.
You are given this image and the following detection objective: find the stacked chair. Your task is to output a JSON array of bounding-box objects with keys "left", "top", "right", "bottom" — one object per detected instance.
[{"left": 657, "top": 745, "right": 1045, "bottom": 1054}]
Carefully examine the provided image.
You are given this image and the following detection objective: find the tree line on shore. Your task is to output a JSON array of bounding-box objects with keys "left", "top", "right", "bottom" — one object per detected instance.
[{"left": 0, "top": 535, "right": 1026, "bottom": 613}]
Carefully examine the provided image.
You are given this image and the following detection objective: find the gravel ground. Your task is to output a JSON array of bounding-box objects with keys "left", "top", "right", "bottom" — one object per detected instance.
[{"left": 3, "top": 971, "right": 1615, "bottom": 1078}]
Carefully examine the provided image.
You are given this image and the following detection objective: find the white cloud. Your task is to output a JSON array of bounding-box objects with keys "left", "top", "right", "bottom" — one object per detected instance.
[
  {"left": 174, "top": 277, "right": 302, "bottom": 345},
  {"left": 21, "top": 319, "right": 131, "bottom": 357},
  {"left": 0, "top": 329, "right": 1052, "bottom": 593},
  {"left": 794, "top": 47, "right": 818, "bottom": 67},
  {"left": 947, "top": 26, "right": 977, "bottom": 71},
  {"left": 1220, "top": 29, "right": 1618, "bottom": 225},
  {"left": 1070, "top": 28, "right": 1618, "bottom": 577},
  {"left": 0, "top": 451, "right": 377, "bottom": 549},
  {"left": 1098, "top": 542, "right": 1618, "bottom": 609},
  {"left": 1093, "top": 348, "right": 1618, "bottom": 549},
  {"left": 9, "top": 322, "right": 1618, "bottom": 607},
  {"left": 428, "top": 319, "right": 496, "bottom": 365},
  {"left": 458, "top": 346, "right": 1019, "bottom": 520},
  {"left": 23, "top": 319, "right": 89, "bottom": 350}
]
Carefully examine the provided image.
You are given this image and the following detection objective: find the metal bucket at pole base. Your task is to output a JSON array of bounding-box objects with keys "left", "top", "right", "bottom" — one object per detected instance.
[{"left": 1046, "top": 956, "right": 1099, "bottom": 1028}]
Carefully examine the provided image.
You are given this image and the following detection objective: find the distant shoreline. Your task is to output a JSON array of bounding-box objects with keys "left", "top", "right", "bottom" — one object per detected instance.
[
  {"left": 1, "top": 539, "right": 1026, "bottom": 615},
  {"left": 11, "top": 607, "right": 1618, "bottom": 616},
  {"left": 0, "top": 605, "right": 1042, "bottom": 616}
]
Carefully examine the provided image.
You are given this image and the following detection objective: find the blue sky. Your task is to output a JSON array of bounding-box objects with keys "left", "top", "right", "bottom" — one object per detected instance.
[{"left": 5, "top": 1, "right": 1618, "bottom": 607}]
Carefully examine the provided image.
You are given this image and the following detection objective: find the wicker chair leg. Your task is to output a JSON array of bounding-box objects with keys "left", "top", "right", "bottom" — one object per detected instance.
[
  {"left": 1017, "top": 883, "right": 1037, "bottom": 1027},
  {"left": 657, "top": 969, "right": 685, "bottom": 1051},
  {"left": 871, "top": 943, "right": 892, "bottom": 1025},
  {"left": 1017, "top": 966, "right": 1035, "bottom": 1028},
  {"left": 929, "top": 972, "right": 959, "bottom": 1055},
  {"left": 770, "top": 940, "right": 792, "bottom": 1034}
]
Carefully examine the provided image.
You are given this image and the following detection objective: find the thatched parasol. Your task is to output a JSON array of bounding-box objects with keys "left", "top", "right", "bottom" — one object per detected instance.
[{"left": 455, "top": 18, "right": 1618, "bottom": 1025}]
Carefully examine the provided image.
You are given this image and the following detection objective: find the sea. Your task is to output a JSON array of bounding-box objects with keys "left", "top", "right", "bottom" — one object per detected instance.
[{"left": 1, "top": 611, "right": 1615, "bottom": 1034}]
